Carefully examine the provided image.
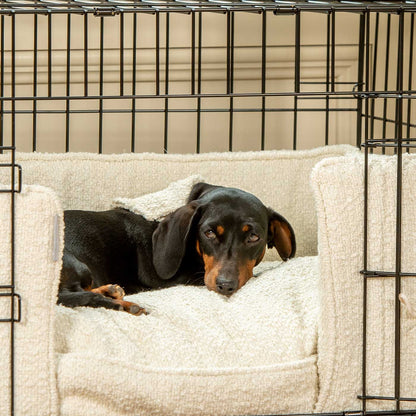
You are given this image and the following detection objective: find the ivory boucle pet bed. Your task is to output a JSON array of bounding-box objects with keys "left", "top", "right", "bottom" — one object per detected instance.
[
  {"left": 56, "top": 176, "right": 320, "bottom": 416},
  {"left": 56, "top": 257, "right": 319, "bottom": 416}
]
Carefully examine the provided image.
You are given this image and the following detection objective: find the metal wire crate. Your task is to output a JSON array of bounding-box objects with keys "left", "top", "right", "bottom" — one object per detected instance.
[{"left": 1, "top": 1, "right": 416, "bottom": 415}]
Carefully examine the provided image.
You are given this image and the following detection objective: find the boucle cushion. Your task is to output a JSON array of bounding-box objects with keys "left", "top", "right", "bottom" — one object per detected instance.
[
  {"left": 111, "top": 174, "right": 203, "bottom": 220},
  {"left": 0, "top": 185, "right": 63, "bottom": 416},
  {"left": 55, "top": 256, "right": 319, "bottom": 416},
  {"left": 311, "top": 153, "right": 416, "bottom": 413}
]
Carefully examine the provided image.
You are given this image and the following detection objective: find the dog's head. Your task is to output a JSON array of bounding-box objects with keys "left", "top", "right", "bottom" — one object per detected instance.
[{"left": 152, "top": 182, "right": 296, "bottom": 296}]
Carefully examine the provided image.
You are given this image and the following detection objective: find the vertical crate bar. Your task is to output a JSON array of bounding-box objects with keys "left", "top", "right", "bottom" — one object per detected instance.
[
  {"left": 331, "top": 10, "right": 335, "bottom": 93},
  {"left": 10, "top": 13, "right": 16, "bottom": 416},
  {"left": 33, "top": 14, "right": 38, "bottom": 151},
  {"left": 156, "top": 12, "right": 160, "bottom": 96},
  {"left": 228, "top": 11, "right": 235, "bottom": 152},
  {"left": 361, "top": 11, "right": 368, "bottom": 415},
  {"left": 293, "top": 10, "right": 300, "bottom": 150},
  {"left": 226, "top": 11, "right": 230, "bottom": 96},
  {"left": 365, "top": 10, "right": 371, "bottom": 155},
  {"left": 394, "top": 10, "right": 404, "bottom": 413},
  {"left": 99, "top": 16, "right": 104, "bottom": 154},
  {"left": 84, "top": 13, "right": 88, "bottom": 97},
  {"left": 382, "top": 14, "right": 391, "bottom": 155},
  {"left": 120, "top": 12, "right": 124, "bottom": 97},
  {"left": 370, "top": 13, "right": 379, "bottom": 142},
  {"left": 48, "top": 13, "right": 52, "bottom": 97},
  {"left": 65, "top": 14, "right": 71, "bottom": 152},
  {"left": 164, "top": 13, "right": 170, "bottom": 154},
  {"left": 406, "top": 13, "right": 414, "bottom": 151},
  {"left": 131, "top": 12, "right": 137, "bottom": 152},
  {"left": 356, "top": 13, "right": 365, "bottom": 148},
  {"left": 0, "top": 15, "right": 4, "bottom": 151},
  {"left": 325, "top": 12, "right": 330, "bottom": 146},
  {"left": 196, "top": 12, "right": 202, "bottom": 154},
  {"left": 191, "top": 11, "right": 195, "bottom": 96},
  {"left": 261, "top": 9, "right": 267, "bottom": 151}
]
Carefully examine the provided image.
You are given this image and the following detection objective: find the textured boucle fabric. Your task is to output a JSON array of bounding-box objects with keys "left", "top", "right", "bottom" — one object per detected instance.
[
  {"left": 112, "top": 174, "right": 204, "bottom": 220},
  {"left": 311, "top": 154, "right": 416, "bottom": 413},
  {"left": 0, "top": 185, "right": 63, "bottom": 416},
  {"left": 0, "top": 145, "right": 358, "bottom": 259},
  {"left": 55, "top": 256, "right": 319, "bottom": 416}
]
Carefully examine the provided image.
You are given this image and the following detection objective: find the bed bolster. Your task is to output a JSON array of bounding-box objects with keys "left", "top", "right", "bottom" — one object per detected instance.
[
  {"left": 0, "top": 185, "right": 63, "bottom": 416},
  {"left": 311, "top": 154, "right": 416, "bottom": 413}
]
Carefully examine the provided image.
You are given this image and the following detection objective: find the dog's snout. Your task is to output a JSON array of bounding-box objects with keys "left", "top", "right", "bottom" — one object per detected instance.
[{"left": 216, "top": 275, "right": 238, "bottom": 296}]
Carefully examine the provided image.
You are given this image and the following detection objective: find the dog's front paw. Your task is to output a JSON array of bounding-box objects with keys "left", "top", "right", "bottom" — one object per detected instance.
[
  {"left": 107, "top": 284, "right": 125, "bottom": 299},
  {"left": 117, "top": 299, "right": 148, "bottom": 316},
  {"left": 92, "top": 284, "right": 125, "bottom": 299}
]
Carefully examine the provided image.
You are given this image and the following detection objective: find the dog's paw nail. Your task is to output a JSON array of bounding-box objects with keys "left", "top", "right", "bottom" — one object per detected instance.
[{"left": 129, "top": 304, "right": 147, "bottom": 316}]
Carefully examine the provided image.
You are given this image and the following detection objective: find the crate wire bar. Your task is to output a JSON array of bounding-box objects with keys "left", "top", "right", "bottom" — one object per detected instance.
[{"left": 1, "top": 1, "right": 416, "bottom": 415}]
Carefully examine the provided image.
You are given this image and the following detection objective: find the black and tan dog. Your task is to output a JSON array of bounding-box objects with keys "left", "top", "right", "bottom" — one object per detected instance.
[{"left": 58, "top": 182, "right": 296, "bottom": 315}]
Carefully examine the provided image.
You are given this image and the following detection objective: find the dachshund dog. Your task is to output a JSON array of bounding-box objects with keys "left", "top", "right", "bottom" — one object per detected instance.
[{"left": 58, "top": 182, "right": 296, "bottom": 315}]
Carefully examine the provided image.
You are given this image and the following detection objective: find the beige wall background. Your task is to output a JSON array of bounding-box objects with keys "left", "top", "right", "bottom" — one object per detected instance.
[{"left": 0, "top": 11, "right": 413, "bottom": 153}]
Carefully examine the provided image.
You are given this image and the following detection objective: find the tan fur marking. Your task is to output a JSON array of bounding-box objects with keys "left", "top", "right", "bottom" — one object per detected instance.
[
  {"left": 242, "top": 224, "right": 250, "bottom": 233},
  {"left": 91, "top": 284, "right": 125, "bottom": 299},
  {"left": 196, "top": 239, "right": 202, "bottom": 256},
  {"left": 216, "top": 225, "right": 225, "bottom": 236},
  {"left": 270, "top": 220, "right": 293, "bottom": 259},
  {"left": 238, "top": 259, "right": 256, "bottom": 289},
  {"left": 202, "top": 254, "right": 221, "bottom": 291},
  {"left": 114, "top": 299, "right": 147, "bottom": 316}
]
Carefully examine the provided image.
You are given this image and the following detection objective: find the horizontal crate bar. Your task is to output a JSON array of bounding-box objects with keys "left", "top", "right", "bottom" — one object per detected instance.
[
  {"left": 361, "top": 270, "right": 416, "bottom": 278},
  {"left": 364, "top": 144, "right": 416, "bottom": 149},
  {"left": 365, "top": 138, "right": 416, "bottom": 143},
  {"left": 2, "top": 90, "right": 416, "bottom": 102},
  {"left": 354, "top": 92, "right": 416, "bottom": 99},
  {"left": 0, "top": 107, "right": 358, "bottom": 115},
  {"left": 1, "top": 1, "right": 416, "bottom": 14},
  {"left": 358, "top": 395, "right": 416, "bottom": 403},
  {"left": 0, "top": 146, "right": 15, "bottom": 151},
  {"left": 362, "top": 138, "right": 416, "bottom": 149}
]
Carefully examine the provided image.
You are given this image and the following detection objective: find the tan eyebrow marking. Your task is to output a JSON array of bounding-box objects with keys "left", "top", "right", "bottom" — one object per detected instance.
[
  {"left": 242, "top": 225, "right": 250, "bottom": 233},
  {"left": 216, "top": 225, "right": 225, "bottom": 236}
]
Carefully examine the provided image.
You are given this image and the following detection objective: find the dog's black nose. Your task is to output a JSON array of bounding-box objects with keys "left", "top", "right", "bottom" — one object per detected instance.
[{"left": 216, "top": 276, "right": 238, "bottom": 296}]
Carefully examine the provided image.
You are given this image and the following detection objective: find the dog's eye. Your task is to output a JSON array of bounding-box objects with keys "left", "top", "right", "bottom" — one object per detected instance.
[
  {"left": 204, "top": 230, "right": 216, "bottom": 239},
  {"left": 248, "top": 233, "right": 260, "bottom": 243}
]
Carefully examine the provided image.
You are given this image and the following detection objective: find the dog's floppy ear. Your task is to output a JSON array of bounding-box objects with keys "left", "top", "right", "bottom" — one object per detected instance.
[
  {"left": 152, "top": 203, "right": 200, "bottom": 280},
  {"left": 267, "top": 208, "right": 296, "bottom": 261},
  {"left": 187, "top": 182, "right": 220, "bottom": 203}
]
